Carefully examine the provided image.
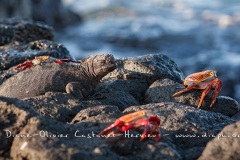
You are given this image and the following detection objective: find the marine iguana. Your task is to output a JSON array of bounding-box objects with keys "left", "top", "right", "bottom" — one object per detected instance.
[{"left": 0, "top": 54, "right": 116, "bottom": 99}]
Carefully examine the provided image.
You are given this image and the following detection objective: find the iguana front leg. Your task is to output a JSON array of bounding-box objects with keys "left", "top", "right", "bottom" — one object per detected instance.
[{"left": 66, "top": 82, "right": 94, "bottom": 99}]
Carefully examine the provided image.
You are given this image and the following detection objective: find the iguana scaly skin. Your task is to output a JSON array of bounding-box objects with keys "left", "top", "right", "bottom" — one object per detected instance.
[{"left": 0, "top": 54, "right": 116, "bottom": 99}]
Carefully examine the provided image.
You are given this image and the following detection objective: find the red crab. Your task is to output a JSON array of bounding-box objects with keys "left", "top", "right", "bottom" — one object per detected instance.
[
  {"left": 15, "top": 56, "right": 78, "bottom": 70},
  {"left": 99, "top": 110, "right": 161, "bottom": 142},
  {"left": 173, "top": 70, "right": 222, "bottom": 108}
]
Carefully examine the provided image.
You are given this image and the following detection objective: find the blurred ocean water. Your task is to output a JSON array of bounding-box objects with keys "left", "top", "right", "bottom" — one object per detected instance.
[{"left": 58, "top": 0, "right": 240, "bottom": 59}]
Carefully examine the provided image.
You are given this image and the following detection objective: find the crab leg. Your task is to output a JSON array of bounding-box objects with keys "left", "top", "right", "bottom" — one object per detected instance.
[
  {"left": 104, "top": 125, "right": 133, "bottom": 138},
  {"left": 210, "top": 79, "right": 222, "bottom": 108},
  {"left": 99, "top": 120, "right": 124, "bottom": 136},
  {"left": 198, "top": 85, "right": 211, "bottom": 108},
  {"left": 173, "top": 83, "right": 197, "bottom": 96},
  {"left": 132, "top": 116, "right": 160, "bottom": 142},
  {"left": 15, "top": 61, "right": 34, "bottom": 70},
  {"left": 141, "top": 124, "right": 151, "bottom": 141}
]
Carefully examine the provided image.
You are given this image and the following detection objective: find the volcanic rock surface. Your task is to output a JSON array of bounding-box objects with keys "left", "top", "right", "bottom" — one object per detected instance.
[{"left": 0, "top": 18, "right": 239, "bottom": 160}]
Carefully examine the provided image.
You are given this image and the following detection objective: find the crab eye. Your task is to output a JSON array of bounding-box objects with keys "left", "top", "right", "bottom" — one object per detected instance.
[{"left": 210, "top": 71, "right": 217, "bottom": 78}]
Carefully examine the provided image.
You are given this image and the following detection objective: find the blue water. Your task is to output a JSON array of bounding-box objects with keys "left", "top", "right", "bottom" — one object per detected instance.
[{"left": 58, "top": 0, "right": 240, "bottom": 59}]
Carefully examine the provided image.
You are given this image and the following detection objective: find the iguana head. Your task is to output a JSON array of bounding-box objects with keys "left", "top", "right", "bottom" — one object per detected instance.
[{"left": 83, "top": 54, "right": 116, "bottom": 80}]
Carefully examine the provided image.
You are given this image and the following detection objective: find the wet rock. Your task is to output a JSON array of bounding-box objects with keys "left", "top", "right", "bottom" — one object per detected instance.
[
  {"left": 145, "top": 78, "right": 239, "bottom": 117},
  {"left": 123, "top": 102, "right": 236, "bottom": 160},
  {"left": 103, "top": 54, "right": 184, "bottom": 84},
  {"left": 198, "top": 121, "right": 240, "bottom": 160},
  {"left": 0, "top": 97, "right": 38, "bottom": 157},
  {"left": 0, "top": 17, "right": 53, "bottom": 45},
  {"left": 23, "top": 92, "right": 103, "bottom": 123},
  {"left": 0, "top": 39, "right": 72, "bottom": 70}
]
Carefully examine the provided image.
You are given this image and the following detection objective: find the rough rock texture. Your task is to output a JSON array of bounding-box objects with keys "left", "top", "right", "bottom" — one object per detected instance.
[
  {"left": 91, "top": 90, "right": 139, "bottom": 111},
  {"left": 145, "top": 78, "right": 239, "bottom": 117},
  {"left": 198, "top": 121, "right": 240, "bottom": 160},
  {"left": 0, "top": 20, "right": 239, "bottom": 159},
  {"left": 145, "top": 78, "right": 182, "bottom": 103},
  {"left": 103, "top": 54, "right": 184, "bottom": 84},
  {"left": 123, "top": 102, "right": 236, "bottom": 160},
  {"left": 0, "top": 17, "right": 53, "bottom": 45},
  {"left": 0, "top": 66, "right": 19, "bottom": 85},
  {"left": 0, "top": 40, "right": 72, "bottom": 70},
  {"left": 70, "top": 105, "right": 182, "bottom": 160},
  {"left": 0, "top": 97, "right": 38, "bottom": 157},
  {"left": 0, "top": 18, "right": 73, "bottom": 85},
  {"left": 23, "top": 92, "right": 103, "bottom": 123},
  {"left": 95, "top": 79, "right": 149, "bottom": 103},
  {"left": 70, "top": 105, "right": 122, "bottom": 126},
  {"left": 1, "top": 97, "right": 183, "bottom": 160},
  {"left": 1, "top": 50, "right": 239, "bottom": 160},
  {"left": 102, "top": 54, "right": 184, "bottom": 103}
]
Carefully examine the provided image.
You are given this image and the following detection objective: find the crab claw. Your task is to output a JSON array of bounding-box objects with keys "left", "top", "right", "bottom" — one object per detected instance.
[{"left": 99, "top": 110, "right": 161, "bottom": 142}]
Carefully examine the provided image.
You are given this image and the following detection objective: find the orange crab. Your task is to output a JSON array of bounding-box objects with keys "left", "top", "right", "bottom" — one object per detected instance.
[
  {"left": 99, "top": 110, "right": 161, "bottom": 142},
  {"left": 173, "top": 70, "right": 222, "bottom": 108},
  {"left": 15, "top": 56, "right": 78, "bottom": 70}
]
